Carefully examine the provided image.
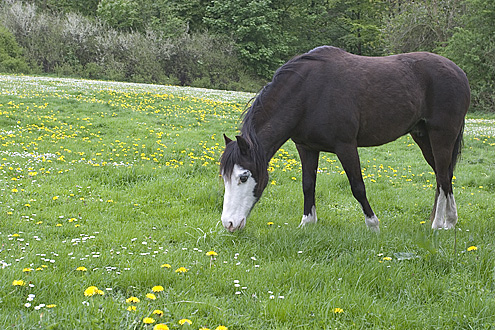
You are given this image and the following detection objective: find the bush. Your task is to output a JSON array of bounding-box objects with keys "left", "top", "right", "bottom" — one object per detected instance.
[
  {"left": 0, "top": 1, "right": 262, "bottom": 91},
  {"left": 0, "top": 23, "right": 29, "bottom": 73}
]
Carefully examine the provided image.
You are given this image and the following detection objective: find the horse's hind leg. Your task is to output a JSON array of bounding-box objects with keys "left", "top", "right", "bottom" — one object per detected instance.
[
  {"left": 296, "top": 145, "right": 319, "bottom": 227},
  {"left": 410, "top": 124, "right": 440, "bottom": 225},
  {"left": 428, "top": 129, "right": 461, "bottom": 229},
  {"left": 336, "top": 144, "right": 379, "bottom": 232}
]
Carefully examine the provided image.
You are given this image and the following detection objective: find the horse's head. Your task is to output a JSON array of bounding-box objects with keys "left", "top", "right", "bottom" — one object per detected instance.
[{"left": 220, "top": 134, "right": 268, "bottom": 232}]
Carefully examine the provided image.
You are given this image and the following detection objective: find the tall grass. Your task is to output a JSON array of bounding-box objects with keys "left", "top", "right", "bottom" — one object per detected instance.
[{"left": 1, "top": 75, "right": 495, "bottom": 329}]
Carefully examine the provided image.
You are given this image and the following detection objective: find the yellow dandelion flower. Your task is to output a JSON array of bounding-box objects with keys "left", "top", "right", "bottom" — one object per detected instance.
[
  {"left": 175, "top": 267, "right": 188, "bottom": 273},
  {"left": 23, "top": 267, "right": 33, "bottom": 273},
  {"left": 76, "top": 266, "right": 87, "bottom": 271},
  {"left": 84, "top": 286, "right": 99, "bottom": 297},
  {"left": 152, "top": 309, "right": 164, "bottom": 317},
  {"left": 332, "top": 307, "right": 344, "bottom": 314},
  {"left": 178, "top": 319, "right": 192, "bottom": 325},
  {"left": 215, "top": 326, "right": 228, "bottom": 330},
  {"left": 382, "top": 257, "right": 392, "bottom": 261},
  {"left": 146, "top": 293, "right": 157, "bottom": 300},
  {"left": 127, "top": 306, "right": 137, "bottom": 312},
  {"left": 126, "top": 296, "right": 140, "bottom": 303},
  {"left": 46, "top": 304, "right": 56, "bottom": 308},
  {"left": 161, "top": 264, "right": 171, "bottom": 269},
  {"left": 154, "top": 324, "right": 170, "bottom": 330},
  {"left": 52, "top": 196, "right": 59, "bottom": 200},
  {"left": 206, "top": 251, "right": 218, "bottom": 257},
  {"left": 267, "top": 221, "right": 274, "bottom": 226},
  {"left": 143, "top": 317, "right": 155, "bottom": 324},
  {"left": 152, "top": 285, "right": 164, "bottom": 292},
  {"left": 200, "top": 328, "right": 211, "bottom": 330},
  {"left": 12, "top": 280, "right": 26, "bottom": 286},
  {"left": 467, "top": 246, "right": 478, "bottom": 251}
]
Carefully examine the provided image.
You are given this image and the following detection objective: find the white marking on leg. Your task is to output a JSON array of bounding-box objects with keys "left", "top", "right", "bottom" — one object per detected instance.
[
  {"left": 365, "top": 215, "right": 380, "bottom": 232},
  {"left": 298, "top": 206, "right": 317, "bottom": 227},
  {"left": 444, "top": 193, "right": 458, "bottom": 229},
  {"left": 432, "top": 189, "right": 447, "bottom": 229}
]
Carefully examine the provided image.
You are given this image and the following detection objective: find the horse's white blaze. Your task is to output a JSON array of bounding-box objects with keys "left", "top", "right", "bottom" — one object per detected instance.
[
  {"left": 298, "top": 206, "right": 317, "bottom": 227},
  {"left": 365, "top": 215, "right": 380, "bottom": 232},
  {"left": 432, "top": 189, "right": 452, "bottom": 229},
  {"left": 221, "top": 164, "right": 257, "bottom": 232}
]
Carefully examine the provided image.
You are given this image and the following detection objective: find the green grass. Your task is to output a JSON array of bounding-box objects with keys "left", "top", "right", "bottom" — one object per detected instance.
[{"left": 1, "top": 75, "right": 495, "bottom": 329}]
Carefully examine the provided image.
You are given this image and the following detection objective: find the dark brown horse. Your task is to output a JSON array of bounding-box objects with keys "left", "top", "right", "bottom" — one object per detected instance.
[{"left": 220, "top": 46, "right": 470, "bottom": 232}]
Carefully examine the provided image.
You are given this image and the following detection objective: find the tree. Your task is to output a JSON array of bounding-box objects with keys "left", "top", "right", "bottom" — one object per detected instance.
[
  {"left": 383, "top": 0, "right": 464, "bottom": 53},
  {"left": 205, "top": 0, "right": 291, "bottom": 78},
  {"left": 0, "top": 24, "right": 30, "bottom": 73},
  {"left": 330, "top": 0, "right": 388, "bottom": 55},
  {"left": 441, "top": 0, "right": 495, "bottom": 110}
]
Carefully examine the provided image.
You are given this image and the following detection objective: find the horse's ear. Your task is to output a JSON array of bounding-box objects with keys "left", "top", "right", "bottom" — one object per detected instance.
[
  {"left": 223, "top": 134, "right": 233, "bottom": 145},
  {"left": 236, "top": 135, "right": 249, "bottom": 155}
]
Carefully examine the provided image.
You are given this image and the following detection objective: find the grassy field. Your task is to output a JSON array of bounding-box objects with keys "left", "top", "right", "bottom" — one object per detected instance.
[{"left": 1, "top": 75, "right": 495, "bottom": 330}]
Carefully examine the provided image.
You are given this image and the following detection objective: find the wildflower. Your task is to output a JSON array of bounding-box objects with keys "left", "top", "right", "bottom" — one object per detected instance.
[
  {"left": 161, "top": 263, "right": 171, "bottom": 269},
  {"left": 267, "top": 222, "right": 274, "bottom": 226},
  {"left": 127, "top": 306, "right": 137, "bottom": 311},
  {"left": 215, "top": 326, "right": 228, "bottom": 330},
  {"left": 52, "top": 196, "right": 59, "bottom": 201},
  {"left": 126, "top": 296, "right": 140, "bottom": 303},
  {"left": 332, "top": 308, "right": 344, "bottom": 314},
  {"left": 76, "top": 266, "right": 87, "bottom": 271},
  {"left": 175, "top": 267, "right": 188, "bottom": 273},
  {"left": 152, "top": 309, "right": 164, "bottom": 316},
  {"left": 178, "top": 319, "right": 192, "bottom": 325},
  {"left": 154, "top": 324, "right": 170, "bottom": 330},
  {"left": 23, "top": 267, "right": 33, "bottom": 273},
  {"left": 13, "top": 280, "right": 26, "bottom": 286},
  {"left": 467, "top": 246, "right": 478, "bottom": 251},
  {"left": 46, "top": 304, "right": 56, "bottom": 308},
  {"left": 143, "top": 317, "right": 155, "bottom": 324},
  {"left": 382, "top": 257, "right": 392, "bottom": 261},
  {"left": 206, "top": 251, "right": 218, "bottom": 257},
  {"left": 152, "top": 285, "right": 164, "bottom": 292},
  {"left": 199, "top": 328, "right": 211, "bottom": 330},
  {"left": 84, "top": 286, "right": 104, "bottom": 296},
  {"left": 146, "top": 293, "right": 157, "bottom": 300}
]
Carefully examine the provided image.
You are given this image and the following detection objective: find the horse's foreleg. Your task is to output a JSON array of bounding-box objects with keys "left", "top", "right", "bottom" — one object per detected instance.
[
  {"left": 296, "top": 145, "right": 319, "bottom": 227},
  {"left": 336, "top": 145, "right": 380, "bottom": 232}
]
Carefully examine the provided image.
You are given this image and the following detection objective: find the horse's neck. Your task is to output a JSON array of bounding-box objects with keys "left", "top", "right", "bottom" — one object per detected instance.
[{"left": 253, "top": 114, "right": 293, "bottom": 162}]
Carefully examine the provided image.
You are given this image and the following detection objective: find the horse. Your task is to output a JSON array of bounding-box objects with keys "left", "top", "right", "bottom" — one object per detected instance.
[{"left": 220, "top": 46, "right": 470, "bottom": 233}]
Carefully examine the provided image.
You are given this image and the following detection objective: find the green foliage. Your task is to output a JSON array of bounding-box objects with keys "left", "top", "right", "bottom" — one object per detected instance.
[
  {"left": 331, "top": 0, "right": 388, "bottom": 55},
  {"left": 96, "top": 0, "right": 141, "bottom": 31},
  {"left": 205, "top": 0, "right": 290, "bottom": 78},
  {"left": 0, "top": 24, "right": 29, "bottom": 73},
  {"left": 440, "top": 0, "right": 495, "bottom": 111},
  {"left": 383, "top": 0, "right": 463, "bottom": 54}
]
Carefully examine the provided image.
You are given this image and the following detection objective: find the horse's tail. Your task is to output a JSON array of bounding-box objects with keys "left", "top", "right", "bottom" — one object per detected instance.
[{"left": 450, "top": 119, "right": 465, "bottom": 172}]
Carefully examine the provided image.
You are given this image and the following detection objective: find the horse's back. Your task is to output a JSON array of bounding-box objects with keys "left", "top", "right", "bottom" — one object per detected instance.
[{"left": 285, "top": 47, "right": 470, "bottom": 147}]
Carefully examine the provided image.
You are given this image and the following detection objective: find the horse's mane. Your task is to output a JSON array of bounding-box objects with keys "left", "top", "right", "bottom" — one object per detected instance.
[
  {"left": 221, "top": 46, "right": 344, "bottom": 186},
  {"left": 240, "top": 46, "right": 342, "bottom": 140}
]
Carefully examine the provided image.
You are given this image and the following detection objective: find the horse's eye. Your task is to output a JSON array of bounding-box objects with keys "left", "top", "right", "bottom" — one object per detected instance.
[{"left": 239, "top": 172, "right": 250, "bottom": 183}]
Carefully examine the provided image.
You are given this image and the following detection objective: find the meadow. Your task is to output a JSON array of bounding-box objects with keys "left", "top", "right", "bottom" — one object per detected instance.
[{"left": 1, "top": 74, "right": 495, "bottom": 330}]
